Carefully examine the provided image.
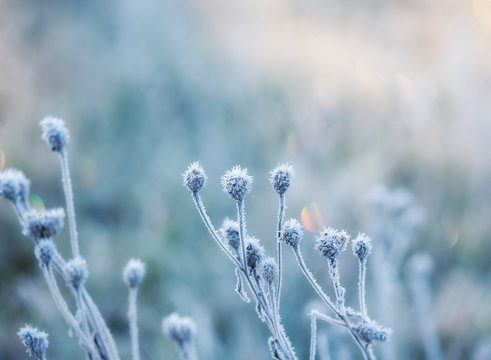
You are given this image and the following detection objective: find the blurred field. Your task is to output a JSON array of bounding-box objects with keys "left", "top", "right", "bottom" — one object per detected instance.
[{"left": 1, "top": 0, "right": 491, "bottom": 359}]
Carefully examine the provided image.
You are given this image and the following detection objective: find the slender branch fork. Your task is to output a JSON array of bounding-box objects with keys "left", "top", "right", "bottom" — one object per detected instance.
[
  {"left": 192, "top": 193, "right": 297, "bottom": 359},
  {"left": 292, "top": 246, "right": 373, "bottom": 360}
]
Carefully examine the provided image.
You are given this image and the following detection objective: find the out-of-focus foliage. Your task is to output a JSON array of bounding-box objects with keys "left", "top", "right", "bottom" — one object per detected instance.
[{"left": 1, "top": 0, "right": 490, "bottom": 359}]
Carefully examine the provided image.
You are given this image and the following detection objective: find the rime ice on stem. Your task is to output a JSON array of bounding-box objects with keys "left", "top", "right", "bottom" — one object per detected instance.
[{"left": 185, "top": 162, "right": 297, "bottom": 359}]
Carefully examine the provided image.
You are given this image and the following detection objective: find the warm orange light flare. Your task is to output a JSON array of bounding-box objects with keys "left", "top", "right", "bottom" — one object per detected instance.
[
  {"left": 0, "top": 150, "right": 5, "bottom": 171},
  {"left": 300, "top": 202, "right": 325, "bottom": 233},
  {"left": 473, "top": 0, "right": 491, "bottom": 28}
]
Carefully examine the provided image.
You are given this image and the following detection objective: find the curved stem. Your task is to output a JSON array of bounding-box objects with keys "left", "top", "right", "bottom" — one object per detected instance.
[
  {"left": 59, "top": 150, "right": 80, "bottom": 257},
  {"left": 192, "top": 193, "right": 242, "bottom": 269},
  {"left": 292, "top": 247, "right": 371, "bottom": 359},
  {"left": 42, "top": 266, "right": 98, "bottom": 357}
]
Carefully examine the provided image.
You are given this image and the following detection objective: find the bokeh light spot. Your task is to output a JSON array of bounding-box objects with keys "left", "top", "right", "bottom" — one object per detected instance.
[
  {"left": 30, "top": 194, "right": 45, "bottom": 211},
  {"left": 473, "top": 0, "right": 491, "bottom": 28},
  {"left": 0, "top": 150, "right": 5, "bottom": 171},
  {"left": 300, "top": 202, "right": 324, "bottom": 233},
  {"left": 81, "top": 156, "right": 98, "bottom": 188}
]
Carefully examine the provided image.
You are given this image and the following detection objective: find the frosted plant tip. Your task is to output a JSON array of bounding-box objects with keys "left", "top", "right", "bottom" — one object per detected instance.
[
  {"left": 183, "top": 162, "right": 207, "bottom": 194},
  {"left": 123, "top": 258, "right": 146, "bottom": 288},
  {"left": 270, "top": 163, "right": 294, "bottom": 195},
  {"left": 221, "top": 166, "right": 253, "bottom": 201},
  {"left": 40, "top": 116, "right": 69, "bottom": 152}
]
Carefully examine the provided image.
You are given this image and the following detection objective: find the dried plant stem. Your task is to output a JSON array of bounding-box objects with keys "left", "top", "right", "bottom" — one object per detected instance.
[
  {"left": 59, "top": 150, "right": 79, "bottom": 257},
  {"left": 128, "top": 287, "right": 140, "bottom": 360}
]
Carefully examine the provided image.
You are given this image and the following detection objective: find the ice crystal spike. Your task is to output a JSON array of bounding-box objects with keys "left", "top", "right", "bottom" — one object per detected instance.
[
  {"left": 0, "top": 168, "right": 30, "bottom": 204},
  {"left": 183, "top": 162, "right": 207, "bottom": 194},
  {"left": 281, "top": 218, "right": 303, "bottom": 248},
  {"left": 18, "top": 325, "right": 49, "bottom": 360},
  {"left": 123, "top": 258, "right": 146, "bottom": 288},
  {"left": 270, "top": 164, "right": 294, "bottom": 195},
  {"left": 315, "top": 228, "right": 349, "bottom": 260},
  {"left": 352, "top": 233, "right": 372, "bottom": 261},
  {"left": 22, "top": 208, "right": 65, "bottom": 241},
  {"left": 221, "top": 166, "right": 253, "bottom": 201},
  {"left": 64, "top": 257, "right": 88, "bottom": 290},
  {"left": 40, "top": 116, "right": 69, "bottom": 153}
]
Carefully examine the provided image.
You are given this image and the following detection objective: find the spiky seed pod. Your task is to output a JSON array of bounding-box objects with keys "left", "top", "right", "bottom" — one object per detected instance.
[
  {"left": 262, "top": 257, "right": 278, "bottom": 284},
  {"left": 40, "top": 117, "right": 69, "bottom": 153},
  {"left": 221, "top": 218, "right": 240, "bottom": 251},
  {"left": 281, "top": 218, "right": 303, "bottom": 248},
  {"left": 34, "top": 239, "right": 56, "bottom": 268},
  {"left": 123, "top": 258, "right": 146, "bottom": 288},
  {"left": 0, "top": 168, "right": 30, "bottom": 204},
  {"left": 352, "top": 233, "right": 372, "bottom": 261},
  {"left": 353, "top": 320, "right": 391, "bottom": 344},
  {"left": 18, "top": 325, "right": 49, "bottom": 360},
  {"left": 270, "top": 164, "right": 294, "bottom": 195},
  {"left": 246, "top": 236, "right": 264, "bottom": 271},
  {"left": 221, "top": 166, "right": 253, "bottom": 201},
  {"left": 315, "top": 228, "right": 350, "bottom": 260},
  {"left": 64, "top": 257, "right": 88, "bottom": 290},
  {"left": 162, "top": 313, "right": 196, "bottom": 345},
  {"left": 22, "top": 208, "right": 65, "bottom": 241},
  {"left": 183, "top": 162, "right": 207, "bottom": 194}
]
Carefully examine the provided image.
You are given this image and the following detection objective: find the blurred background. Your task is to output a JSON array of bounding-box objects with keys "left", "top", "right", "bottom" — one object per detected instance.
[{"left": 1, "top": 0, "right": 491, "bottom": 359}]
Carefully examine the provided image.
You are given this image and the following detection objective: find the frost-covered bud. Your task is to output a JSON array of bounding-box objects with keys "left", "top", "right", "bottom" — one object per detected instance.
[
  {"left": 246, "top": 236, "right": 264, "bottom": 271},
  {"left": 123, "top": 258, "right": 146, "bottom": 288},
  {"left": 18, "top": 325, "right": 49, "bottom": 360},
  {"left": 40, "top": 116, "right": 69, "bottom": 152},
  {"left": 22, "top": 208, "right": 65, "bottom": 241},
  {"left": 35, "top": 239, "right": 56, "bottom": 268},
  {"left": 270, "top": 163, "right": 294, "bottom": 195},
  {"left": 162, "top": 313, "right": 196, "bottom": 345},
  {"left": 315, "top": 228, "right": 349, "bottom": 260},
  {"left": 221, "top": 166, "right": 253, "bottom": 201},
  {"left": 183, "top": 162, "right": 207, "bottom": 194},
  {"left": 353, "top": 320, "right": 391, "bottom": 343},
  {"left": 64, "top": 257, "right": 88, "bottom": 290},
  {"left": 221, "top": 218, "right": 240, "bottom": 251},
  {"left": 0, "top": 168, "right": 30, "bottom": 204},
  {"left": 261, "top": 257, "right": 277, "bottom": 284},
  {"left": 281, "top": 218, "right": 303, "bottom": 248},
  {"left": 352, "top": 233, "right": 372, "bottom": 261}
]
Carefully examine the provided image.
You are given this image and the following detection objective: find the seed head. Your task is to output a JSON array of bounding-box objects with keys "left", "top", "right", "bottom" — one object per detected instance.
[
  {"left": 162, "top": 313, "right": 196, "bottom": 345},
  {"left": 270, "top": 163, "right": 294, "bottom": 195},
  {"left": 281, "top": 218, "right": 303, "bottom": 248},
  {"left": 22, "top": 208, "right": 65, "bottom": 241},
  {"left": 18, "top": 325, "right": 49, "bottom": 360},
  {"left": 40, "top": 116, "right": 69, "bottom": 153},
  {"left": 352, "top": 233, "right": 372, "bottom": 261},
  {"left": 353, "top": 320, "right": 391, "bottom": 344},
  {"left": 64, "top": 257, "right": 88, "bottom": 290},
  {"left": 315, "top": 228, "right": 349, "bottom": 260},
  {"left": 261, "top": 257, "right": 277, "bottom": 284},
  {"left": 0, "top": 168, "right": 30, "bottom": 204},
  {"left": 123, "top": 258, "right": 146, "bottom": 288},
  {"left": 221, "top": 218, "right": 240, "bottom": 251},
  {"left": 246, "top": 236, "right": 264, "bottom": 271},
  {"left": 183, "top": 162, "right": 207, "bottom": 194},
  {"left": 221, "top": 166, "right": 253, "bottom": 201},
  {"left": 35, "top": 239, "right": 56, "bottom": 268}
]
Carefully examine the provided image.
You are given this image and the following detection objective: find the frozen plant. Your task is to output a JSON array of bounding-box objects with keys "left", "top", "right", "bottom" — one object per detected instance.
[
  {"left": 163, "top": 313, "right": 199, "bottom": 360},
  {"left": 184, "top": 162, "right": 390, "bottom": 360},
  {"left": 0, "top": 117, "right": 197, "bottom": 360}
]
